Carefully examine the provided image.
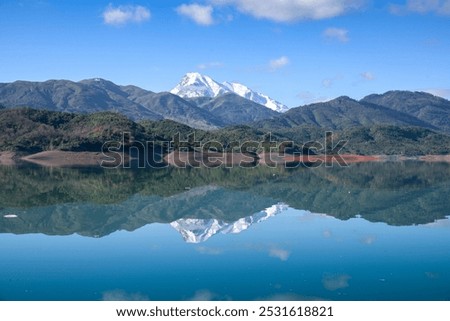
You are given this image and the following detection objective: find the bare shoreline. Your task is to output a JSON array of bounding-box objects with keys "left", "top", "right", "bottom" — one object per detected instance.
[{"left": 0, "top": 150, "right": 449, "bottom": 167}]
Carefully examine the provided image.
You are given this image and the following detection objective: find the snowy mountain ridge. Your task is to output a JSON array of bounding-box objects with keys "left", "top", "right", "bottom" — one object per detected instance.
[{"left": 170, "top": 72, "right": 289, "bottom": 113}]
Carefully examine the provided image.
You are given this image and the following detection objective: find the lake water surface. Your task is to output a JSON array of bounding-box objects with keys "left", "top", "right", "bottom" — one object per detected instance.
[{"left": 0, "top": 162, "right": 449, "bottom": 300}]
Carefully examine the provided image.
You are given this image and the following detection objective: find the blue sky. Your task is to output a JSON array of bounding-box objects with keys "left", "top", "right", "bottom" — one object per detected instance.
[{"left": 0, "top": 0, "right": 449, "bottom": 107}]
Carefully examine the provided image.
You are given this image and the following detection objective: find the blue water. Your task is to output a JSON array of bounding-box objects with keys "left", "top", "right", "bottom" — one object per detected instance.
[
  {"left": 1, "top": 209, "right": 449, "bottom": 301},
  {"left": 0, "top": 162, "right": 449, "bottom": 300}
]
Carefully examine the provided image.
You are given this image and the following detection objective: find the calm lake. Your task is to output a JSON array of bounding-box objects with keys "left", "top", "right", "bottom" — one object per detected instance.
[{"left": 0, "top": 161, "right": 449, "bottom": 301}]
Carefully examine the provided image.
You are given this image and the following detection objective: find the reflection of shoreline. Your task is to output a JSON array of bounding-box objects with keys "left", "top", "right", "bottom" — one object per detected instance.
[
  {"left": 2, "top": 150, "right": 450, "bottom": 168},
  {"left": 170, "top": 203, "right": 289, "bottom": 243},
  {"left": 20, "top": 150, "right": 126, "bottom": 167}
]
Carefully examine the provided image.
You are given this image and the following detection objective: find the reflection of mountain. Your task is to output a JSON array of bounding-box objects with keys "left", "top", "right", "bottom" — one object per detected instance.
[
  {"left": 170, "top": 203, "right": 288, "bottom": 243},
  {"left": 0, "top": 161, "right": 450, "bottom": 238}
]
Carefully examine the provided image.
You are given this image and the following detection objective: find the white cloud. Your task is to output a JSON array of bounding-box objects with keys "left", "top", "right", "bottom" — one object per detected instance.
[
  {"left": 211, "top": 0, "right": 364, "bottom": 22},
  {"left": 323, "top": 27, "right": 349, "bottom": 42},
  {"left": 390, "top": 0, "right": 450, "bottom": 16},
  {"left": 269, "top": 56, "right": 289, "bottom": 71},
  {"left": 360, "top": 71, "right": 375, "bottom": 80},
  {"left": 269, "top": 247, "right": 290, "bottom": 261},
  {"left": 102, "top": 5, "right": 151, "bottom": 26},
  {"left": 197, "top": 61, "right": 224, "bottom": 70},
  {"left": 176, "top": 3, "right": 215, "bottom": 25}
]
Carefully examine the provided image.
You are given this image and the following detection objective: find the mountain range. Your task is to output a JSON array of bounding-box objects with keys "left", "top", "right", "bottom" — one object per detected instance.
[
  {"left": 256, "top": 93, "right": 450, "bottom": 133},
  {"left": 0, "top": 75, "right": 449, "bottom": 134}
]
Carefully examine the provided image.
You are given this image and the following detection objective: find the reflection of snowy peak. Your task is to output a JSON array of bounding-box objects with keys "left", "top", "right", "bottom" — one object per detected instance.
[
  {"left": 170, "top": 72, "right": 289, "bottom": 112},
  {"left": 170, "top": 203, "right": 288, "bottom": 243}
]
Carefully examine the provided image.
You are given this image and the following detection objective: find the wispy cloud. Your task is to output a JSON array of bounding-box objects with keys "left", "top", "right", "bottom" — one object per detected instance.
[
  {"left": 269, "top": 56, "right": 289, "bottom": 71},
  {"left": 360, "top": 71, "right": 375, "bottom": 80},
  {"left": 102, "top": 5, "right": 151, "bottom": 26},
  {"left": 390, "top": 0, "right": 450, "bottom": 16},
  {"left": 197, "top": 61, "right": 224, "bottom": 70},
  {"left": 297, "top": 91, "right": 331, "bottom": 105},
  {"left": 176, "top": 3, "right": 215, "bottom": 26},
  {"left": 323, "top": 27, "right": 349, "bottom": 42},
  {"left": 211, "top": 0, "right": 364, "bottom": 22},
  {"left": 322, "top": 74, "right": 343, "bottom": 88},
  {"left": 322, "top": 78, "right": 335, "bottom": 88}
]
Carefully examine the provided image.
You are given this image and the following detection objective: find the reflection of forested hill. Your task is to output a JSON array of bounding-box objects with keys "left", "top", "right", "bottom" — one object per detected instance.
[{"left": 1, "top": 162, "right": 449, "bottom": 237}]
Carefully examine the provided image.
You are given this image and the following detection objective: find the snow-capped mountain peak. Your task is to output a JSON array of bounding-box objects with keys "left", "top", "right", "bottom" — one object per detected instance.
[
  {"left": 171, "top": 72, "right": 228, "bottom": 98},
  {"left": 170, "top": 72, "right": 289, "bottom": 113}
]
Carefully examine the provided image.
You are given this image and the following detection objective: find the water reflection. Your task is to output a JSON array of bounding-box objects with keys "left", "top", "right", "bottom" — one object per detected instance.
[
  {"left": 0, "top": 162, "right": 450, "bottom": 300},
  {"left": 1, "top": 161, "right": 450, "bottom": 238},
  {"left": 171, "top": 204, "right": 288, "bottom": 243}
]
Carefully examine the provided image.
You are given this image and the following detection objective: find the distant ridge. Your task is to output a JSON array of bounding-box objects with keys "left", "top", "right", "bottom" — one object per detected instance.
[
  {"left": 0, "top": 78, "right": 449, "bottom": 133},
  {"left": 256, "top": 93, "right": 450, "bottom": 133},
  {"left": 0, "top": 78, "right": 283, "bottom": 130}
]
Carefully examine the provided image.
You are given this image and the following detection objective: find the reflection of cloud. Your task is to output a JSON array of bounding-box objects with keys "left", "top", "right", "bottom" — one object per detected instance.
[
  {"left": 196, "top": 246, "right": 223, "bottom": 255},
  {"left": 323, "top": 230, "right": 332, "bottom": 238},
  {"left": 257, "top": 293, "right": 326, "bottom": 301},
  {"left": 361, "top": 235, "right": 376, "bottom": 245},
  {"left": 189, "top": 289, "right": 231, "bottom": 301},
  {"left": 425, "top": 272, "right": 440, "bottom": 279},
  {"left": 102, "top": 290, "right": 149, "bottom": 301},
  {"left": 322, "top": 274, "right": 351, "bottom": 291},
  {"left": 189, "top": 289, "right": 216, "bottom": 301},
  {"left": 269, "top": 247, "right": 290, "bottom": 261}
]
